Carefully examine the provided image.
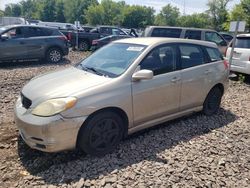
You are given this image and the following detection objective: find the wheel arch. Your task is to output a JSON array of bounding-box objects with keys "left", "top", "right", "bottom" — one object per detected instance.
[
  {"left": 76, "top": 106, "right": 129, "bottom": 148},
  {"left": 211, "top": 83, "right": 224, "bottom": 95}
]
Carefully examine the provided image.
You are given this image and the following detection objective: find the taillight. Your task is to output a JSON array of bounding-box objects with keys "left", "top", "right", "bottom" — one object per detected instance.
[
  {"left": 223, "top": 60, "right": 229, "bottom": 69},
  {"left": 92, "top": 40, "right": 98, "bottom": 45},
  {"left": 67, "top": 33, "right": 72, "bottom": 40},
  {"left": 59, "top": 35, "right": 67, "bottom": 41}
]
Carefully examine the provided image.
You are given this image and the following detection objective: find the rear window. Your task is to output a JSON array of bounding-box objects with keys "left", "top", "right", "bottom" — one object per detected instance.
[
  {"left": 206, "top": 47, "right": 223, "bottom": 62},
  {"left": 235, "top": 37, "right": 250, "bottom": 48},
  {"left": 151, "top": 28, "right": 182, "bottom": 38}
]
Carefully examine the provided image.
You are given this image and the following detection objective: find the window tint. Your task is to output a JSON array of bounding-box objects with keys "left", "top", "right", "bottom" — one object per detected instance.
[
  {"left": 205, "top": 32, "right": 226, "bottom": 46},
  {"left": 2, "top": 27, "right": 24, "bottom": 39},
  {"left": 112, "top": 28, "right": 126, "bottom": 35},
  {"left": 151, "top": 28, "right": 182, "bottom": 38},
  {"left": 235, "top": 37, "right": 250, "bottom": 48},
  {"left": 179, "top": 45, "right": 204, "bottom": 69},
  {"left": 206, "top": 47, "right": 223, "bottom": 62},
  {"left": 24, "top": 27, "right": 49, "bottom": 37},
  {"left": 184, "top": 30, "right": 201, "bottom": 40},
  {"left": 140, "top": 45, "right": 176, "bottom": 75}
]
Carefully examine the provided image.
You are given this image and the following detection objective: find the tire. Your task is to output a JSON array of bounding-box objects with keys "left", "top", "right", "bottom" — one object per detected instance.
[
  {"left": 203, "top": 87, "right": 223, "bottom": 116},
  {"left": 78, "top": 111, "right": 124, "bottom": 156},
  {"left": 46, "top": 48, "right": 63, "bottom": 63},
  {"left": 78, "top": 40, "right": 89, "bottom": 51}
]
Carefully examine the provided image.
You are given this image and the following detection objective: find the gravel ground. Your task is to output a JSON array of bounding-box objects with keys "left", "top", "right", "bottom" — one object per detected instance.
[{"left": 0, "top": 51, "right": 250, "bottom": 188}]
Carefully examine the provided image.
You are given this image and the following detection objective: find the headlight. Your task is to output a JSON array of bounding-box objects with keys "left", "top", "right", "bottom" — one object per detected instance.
[{"left": 32, "top": 97, "right": 77, "bottom": 117}]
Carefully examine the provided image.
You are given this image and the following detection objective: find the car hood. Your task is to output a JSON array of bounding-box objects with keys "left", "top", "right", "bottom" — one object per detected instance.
[{"left": 22, "top": 67, "right": 111, "bottom": 103}]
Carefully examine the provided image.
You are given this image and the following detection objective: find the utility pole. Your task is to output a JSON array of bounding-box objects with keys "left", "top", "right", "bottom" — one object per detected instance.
[{"left": 183, "top": 0, "right": 186, "bottom": 15}]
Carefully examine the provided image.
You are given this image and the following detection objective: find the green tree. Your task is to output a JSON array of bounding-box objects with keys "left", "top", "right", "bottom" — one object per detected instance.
[
  {"left": 40, "top": 0, "right": 56, "bottom": 21},
  {"left": 241, "top": 0, "right": 250, "bottom": 30},
  {"left": 20, "top": 0, "right": 37, "bottom": 19},
  {"left": 122, "top": 5, "right": 154, "bottom": 28},
  {"left": 154, "top": 4, "right": 180, "bottom": 26},
  {"left": 86, "top": 0, "right": 125, "bottom": 25},
  {"left": 0, "top": 10, "right": 4, "bottom": 17},
  {"left": 207, "top": 0, "right": 231, "bottom": 31},
  {"left": 55, "top": 1, "right": 66, "bottom": 22},
  {"left": 177, "top": 13, "right": 211, "bottom": 28},
  {"left": 64, "top": 0, "right": 98, "bottom": 24}
]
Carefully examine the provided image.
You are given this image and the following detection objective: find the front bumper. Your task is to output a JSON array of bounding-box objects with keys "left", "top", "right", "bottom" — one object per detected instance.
[{"left": 14, "top": 98, "right": 87, "bottom": 152}]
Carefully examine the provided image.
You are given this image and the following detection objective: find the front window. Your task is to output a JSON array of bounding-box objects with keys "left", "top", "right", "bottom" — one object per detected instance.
[{"left": 77, "top": 43, "right": 147, "bottom": 78}]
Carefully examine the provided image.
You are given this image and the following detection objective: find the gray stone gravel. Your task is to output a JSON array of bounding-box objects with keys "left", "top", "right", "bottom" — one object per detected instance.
[{"left": 0, "top": 51, "right": 250, "bottom": 188}]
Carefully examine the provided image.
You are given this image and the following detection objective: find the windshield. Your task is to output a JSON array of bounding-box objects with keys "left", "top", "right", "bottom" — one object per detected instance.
[{"left": 77, "top": 43, "right": 147, "bottom": 78}]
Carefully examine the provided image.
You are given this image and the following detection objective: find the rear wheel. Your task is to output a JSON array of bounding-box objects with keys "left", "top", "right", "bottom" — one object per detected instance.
[
  {"left": 78, "top": 111, "right": 124, "bottom": 156},
  {"left": 203, "top": 87, "right": 223, "bottom": 116},
  {"left": 46, "top": 48, "right": 62, "bottom": 63},
  {"left": 78, "top": 40, "right": 89, "bottom": 51}
]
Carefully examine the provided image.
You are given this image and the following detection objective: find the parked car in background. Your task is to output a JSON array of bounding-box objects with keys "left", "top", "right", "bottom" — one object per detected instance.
[
  {"left": 0, "top": 25, "right": 69, "bottom": 63},
  {"left": 226, "top": 34, "right": 250, "bottom": 79},
  {"left": 91, "top": 35, "right": 132, "bottom": 50},
  {"left": 37, "top": 21, "right": 79, "bottom": 31},
  {"left": 220, "top": 32, "right": 233, "bottom": 43},
  {"left": 81, "top": 25, "right": 95, "bottom": 32},
  {"left": 0, "top": 17, "right": 28, "bottom": 26},
  {"left": 142, "top": 26, "right": 228, "bottom": 55},
  {"left": 15, "top": 38, "right": 229, "bottom": 156},
  {"left": 61, "top": 26, "right": 129, "bottom": 51}
]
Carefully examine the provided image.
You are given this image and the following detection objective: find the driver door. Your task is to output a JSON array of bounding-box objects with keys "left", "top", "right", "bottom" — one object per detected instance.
[
  {"left": 132, "top": 44, "right": 181, "bottom": 126},
  {"left": 0, "top": 27, "right": 27, "bottom": 60}
]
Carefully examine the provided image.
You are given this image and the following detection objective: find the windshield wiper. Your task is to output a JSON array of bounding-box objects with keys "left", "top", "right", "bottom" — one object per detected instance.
[{"left": 79, "top": 65, "right": 108, "bottom": 77}]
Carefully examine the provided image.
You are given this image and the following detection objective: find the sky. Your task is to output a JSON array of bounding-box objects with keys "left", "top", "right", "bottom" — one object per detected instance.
[{"left": 0, "top": 0, "right": 241, "bottom": 14}]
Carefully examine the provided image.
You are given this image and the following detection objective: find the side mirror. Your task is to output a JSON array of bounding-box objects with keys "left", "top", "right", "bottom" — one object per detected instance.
[{"left": 132, "top": 69, "right": 153, "bottom": 81}]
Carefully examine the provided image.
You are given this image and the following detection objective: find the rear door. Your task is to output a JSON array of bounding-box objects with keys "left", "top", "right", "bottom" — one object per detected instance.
[
  {"left": 22, "top": 27, "right": 49, "bottom": 58},
  {"left": 178, "top": 43, "right": 213, "bottom": 110}
]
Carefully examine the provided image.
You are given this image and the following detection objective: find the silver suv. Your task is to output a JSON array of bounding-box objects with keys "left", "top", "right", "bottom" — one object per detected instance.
[
  {"left": 14, "top": 38, "right": 229, "bottom": 156},
  {"left": 142, "top": 26, "right": 228, "bottom": 55}
]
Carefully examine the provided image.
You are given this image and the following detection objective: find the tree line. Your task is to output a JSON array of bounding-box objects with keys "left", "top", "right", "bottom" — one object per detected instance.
[{"left": 2, "top": 0, "right": 250, "bottom": 31}]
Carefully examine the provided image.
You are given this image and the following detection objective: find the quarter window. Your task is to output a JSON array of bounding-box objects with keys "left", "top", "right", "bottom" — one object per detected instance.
[
  {"left": 206, "top": 47, "right": 223, "bottom": 62},
  {"left": 140, "top": 45, "right": 176, "bottom": 75},
  {"left": 179, "top": 45, "right": 204, "bottom": 69}
]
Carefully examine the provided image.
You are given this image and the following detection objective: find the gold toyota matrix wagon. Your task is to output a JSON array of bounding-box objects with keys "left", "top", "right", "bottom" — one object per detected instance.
[{"left": 15, "top": 38, "right": 229, "bottom": 156}]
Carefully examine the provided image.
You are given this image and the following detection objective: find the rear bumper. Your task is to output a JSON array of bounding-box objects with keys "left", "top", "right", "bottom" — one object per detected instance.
[{"left": 230, "top": 60, "right": 250, "bottom": 75}]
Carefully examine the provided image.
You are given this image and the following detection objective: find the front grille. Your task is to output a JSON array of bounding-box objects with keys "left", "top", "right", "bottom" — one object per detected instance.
[{"left": 21, "top": 93, "right": 32, "bottom": 109}]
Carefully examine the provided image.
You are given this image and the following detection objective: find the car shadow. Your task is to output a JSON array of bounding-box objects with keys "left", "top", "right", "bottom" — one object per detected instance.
[
  {"left": 17, "top": 108, "right": 238, "bottom": 185},
  {"left": 0, "top": 58, "right": 71, "bottom": 69}
]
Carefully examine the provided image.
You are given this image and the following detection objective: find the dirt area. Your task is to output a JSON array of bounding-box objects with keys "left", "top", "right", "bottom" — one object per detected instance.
[{"left": 0, "top": 51, "right": 249, "bottom": 188}]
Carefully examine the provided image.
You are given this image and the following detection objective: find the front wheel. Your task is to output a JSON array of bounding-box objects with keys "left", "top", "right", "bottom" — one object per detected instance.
[
  {"left": 203, "top": 87, "right": 223, "bottom": 116},
  {"left": 46, "top": 48, "right": 62, "bottom": 63},
  {"left": 78, "top": 111, "right": 124, "bottom": 156}
]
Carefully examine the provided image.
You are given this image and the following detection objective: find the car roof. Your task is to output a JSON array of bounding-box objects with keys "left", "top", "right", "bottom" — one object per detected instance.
[
  {"left": 146, "top": 25, "right": 216, "bottom": 32},
  {"left": 114, "top": 37, "right": 218, "bottom": 48},
  {"left": 237, "top": 33, "right": 250, "bottom": 37},
  {"left": 2, "top": 24, "right": 57, "bottom": 30}
]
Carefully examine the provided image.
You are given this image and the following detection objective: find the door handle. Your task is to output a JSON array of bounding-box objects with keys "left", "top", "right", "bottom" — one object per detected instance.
[
  {"left": 204, "top": 70, "right": 212, "bottom": 74},
  {"left": 171, "top": 77, "right": 180, "bottom": 83}
]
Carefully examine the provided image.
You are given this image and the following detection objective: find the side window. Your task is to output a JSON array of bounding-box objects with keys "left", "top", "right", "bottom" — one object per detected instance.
[
  {"left": 2, "top": 28, "right": 24, "bottom": 39},
  {"left": 206, "top": 47, "right": 223, "bottom": 62},
  {"left": 151, "top": 28, "right": 182, "bottom": 38},
  {"left": 140, "top": 45, "right": 176, "bottom": 76},
  {"left": 184, "top": 30, "right": 201, "bottom": 40},
  {"left": 179, "top": 44, "right": 204, "bottom": 69},
  {"left": 205, "top": 32, "right": 227, "bottom": 46}
]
